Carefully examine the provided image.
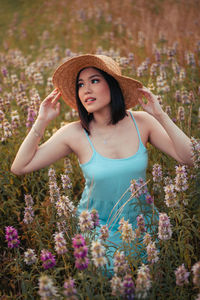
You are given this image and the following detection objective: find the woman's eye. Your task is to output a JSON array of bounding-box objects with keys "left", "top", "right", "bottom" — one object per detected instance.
[
  {"left": 92, "top": 79, "right": 99, "bottom": 84},
  {"left": 78, "top": 82, "right": 84, "bottom": 88}
]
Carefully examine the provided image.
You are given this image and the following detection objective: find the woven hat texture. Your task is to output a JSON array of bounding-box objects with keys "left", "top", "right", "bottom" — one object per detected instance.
[{"left": 52, "top": 54, "right": 143, "bottom": 110}]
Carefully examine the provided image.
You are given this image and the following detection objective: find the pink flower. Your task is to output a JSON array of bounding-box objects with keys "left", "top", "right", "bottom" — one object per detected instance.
[
  {"left": 91, "top": 209, "right": 100, "bottom": 227},
  {"left": 40, "top": 249, "right": 56, "bottom": 270},
  {"left": 175, "top": 264, "right": 190, "bottom": 286},
  {"left": 5, "top": 226, "right": 20, "bottom": 248},
  {"left": 72, "top": 234, "right": 89, "bottom": 271}
]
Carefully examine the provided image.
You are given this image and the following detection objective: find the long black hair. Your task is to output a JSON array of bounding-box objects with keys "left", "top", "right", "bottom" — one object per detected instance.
[{"left": 75, "top": 67, "right": 127, "bottom": 134}]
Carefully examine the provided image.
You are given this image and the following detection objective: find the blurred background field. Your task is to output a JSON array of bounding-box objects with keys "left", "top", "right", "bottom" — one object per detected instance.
[{"left": 0, "top": 0, "right": 200, "bottom": 299}]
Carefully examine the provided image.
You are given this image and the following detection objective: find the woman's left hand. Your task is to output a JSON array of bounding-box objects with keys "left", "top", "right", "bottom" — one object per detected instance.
[{"left": 137, "top": 87, "right": 163, "bottom": 118}]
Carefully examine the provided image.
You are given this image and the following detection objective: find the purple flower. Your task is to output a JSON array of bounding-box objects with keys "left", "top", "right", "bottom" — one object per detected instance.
[
  {"left": 136, "top": 214, "right": 146, "bottom": 236},
  {"left": 75, "top": 257, "right": 89, "bottom": 271},
  {"left": 145, "top": 194, "right": 154, "bottom": 204},
  {"left": 72, "top": 234, "right": 86, "bottom": 248},
  {"left": 91, "top": 209, "right": 100, "bottom": 227},
  {"left": 63, "top": 278, "right": 78, "bottom": 299},
  {"left": 5, "top": 226, "right": 20, "bottom": 248},
  {"left": 40, "top": 249, "right": 56, "bottom": 270},
  {"left": 123, "top": 274, "right": 135, "bottom": 300},
  {"left": 72, "top": 234, "right": 89, "bottom": 271},
  {"left": 175, "top": 264, "right": 190, "bottom": 286}
]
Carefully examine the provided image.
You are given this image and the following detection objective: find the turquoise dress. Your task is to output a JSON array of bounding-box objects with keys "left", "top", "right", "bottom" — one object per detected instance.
[{"left": 77, "top": 112, "right": 157, "bottom": 271}]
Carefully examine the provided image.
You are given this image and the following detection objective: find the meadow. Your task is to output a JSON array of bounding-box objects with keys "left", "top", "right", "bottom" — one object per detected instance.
[{"left": 0, "top": 0, "right": 200, "bottom": 299}]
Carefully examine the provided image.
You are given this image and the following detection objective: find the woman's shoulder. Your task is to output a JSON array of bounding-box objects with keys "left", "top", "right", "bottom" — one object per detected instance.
[
  {"left": 129, "top": 110, "right": 151, "bottom": 123},
  {"left": 60, "top": 120, "right": 83, "bottom": 136}
]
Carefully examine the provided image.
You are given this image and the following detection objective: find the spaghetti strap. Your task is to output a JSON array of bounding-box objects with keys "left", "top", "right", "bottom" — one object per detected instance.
[
  {"left": 129, "top": 111, "right": 143, "bottom": 144},
  {"left": 83, "top": 129, "right": 96, "bottom": 151}
]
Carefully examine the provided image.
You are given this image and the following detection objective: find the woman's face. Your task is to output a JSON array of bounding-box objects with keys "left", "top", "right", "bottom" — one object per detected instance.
[{"left": 77, "top": 67, "right": 111, "bottom": 114}]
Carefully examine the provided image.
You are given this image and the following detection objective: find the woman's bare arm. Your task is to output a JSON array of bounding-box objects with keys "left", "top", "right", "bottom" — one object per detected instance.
[
  {"left": 11, "top": 89, "right": 72, "bottom": 175},
  {"left": 138, "top": 87, "right": 193, "bottom": 166}
]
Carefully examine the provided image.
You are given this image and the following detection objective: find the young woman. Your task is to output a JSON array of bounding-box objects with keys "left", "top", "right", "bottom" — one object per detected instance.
[{"left": 11, "top": 54, "right": 193, "bottom": 271}]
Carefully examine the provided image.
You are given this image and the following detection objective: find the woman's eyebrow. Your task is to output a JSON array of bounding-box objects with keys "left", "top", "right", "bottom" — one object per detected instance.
[{"left": 78, "top": 74, "right": 101, "bottom": 82}]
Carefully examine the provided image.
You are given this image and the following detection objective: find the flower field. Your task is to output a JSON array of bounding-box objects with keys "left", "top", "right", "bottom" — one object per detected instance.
[{"left": 0, "top": 0, "right": 200, "bottom": 299}]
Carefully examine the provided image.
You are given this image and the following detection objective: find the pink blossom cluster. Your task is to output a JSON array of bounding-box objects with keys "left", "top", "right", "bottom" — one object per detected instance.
[
  {"left": 61, "top": 173, "right": 72, "bottom": 190},
  {"left": 158, "top": 212, "right": 172, "bottom": 240},
  {"left": 23, "top": 194, "right": 34, "bottom": 224},
  {"left": 130, "top": 178, "right": 148, "bottom": 197},
  {"left": 91, "top": 240, "right": 107, "bottom": 268},
  {"left": 5, "top": 226, "right": 20, "bottom": 248},
  {"left": 146, "top": 241, "right": 159, "bottom": 264},
  {"left": 38, "top": 275, "right": 58, "bottom": 299},
  {"left": 136, "top": 214, "right": 146, "bottom": 237},
  {"left": 78, "top": 210, "right": 94, "bottom": 232},
  {"left": 118, "top": 217, "right": 136, "bottom": 244},
  {"left": 40, "top": 249, "right": 56, "bottom": 270},
  {"left": 113, "top": 251, "right": 130, "bottom": 275},
  {"left": 99, "top": 225, "right": 109, "bottom": 241},
  {"left": 72, "top": 234, "right": 89, "bottom": 270},
  {"left": 63, "top": 278, "right": 78, "bottom": 299},
  {"left": 135, "top": 264, "right": 152, "bottom": 299},
  {"left": 164, "top": 184, "right": 178, "bottom": 207},
  {"left": 175, "top": 264, "right": 190, "bottom": 286},
  {"left": 175, "top": 165, "right": 188, "bottom": 192},
  {"left": 54, "top": 232, "right": 67, "bottom": 255},
  {"left": 152, "top": 163, "right": 163, "bottom": 182}
]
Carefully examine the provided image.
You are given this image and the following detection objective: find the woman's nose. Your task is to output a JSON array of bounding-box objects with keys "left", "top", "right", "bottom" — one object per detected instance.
[{"left": 84, "top": 83, "right": 92, "bottom": 94}]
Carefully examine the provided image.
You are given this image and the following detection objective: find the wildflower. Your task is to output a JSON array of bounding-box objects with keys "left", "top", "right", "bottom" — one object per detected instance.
[
  {"left": 118, "top": 218, "right": 136, "bottom": 243},
  {"left": 146, "top": 241, "right": 159, "bottom": 264},
  {"left": 5, "top": 226, "right": 20, "bottom": 248},
  {"left": 91, "top": 240, "right": 107, "bottom": 267},
  {"left": 123, "top": 274, "right": 135, "bottom": 300},
  {"left": 63, "top": 278, "right": 78, "bottom": 299},
  {"left": 23, "top": 194, "right": 34, "bottom": 224},
  {"left": 64, "top": 157, "right": 73, "bottom": 173},
  {"left": 192, "top": 261, "right": 200, "bottom": 287},
  {"left": 175, "top": 165, "right": 188, "bottom": 192},
  {"left": 175, "top": 264, "right": 190, "bottom": 286},
  {"left": 56, "top": 195, "right": 76, "bottom": 218},
  {"left": 143, "top": 233, "right": 152, "bottom": 246},
  {"left": 152, "top": 164, "right": 162, "bottom": 182},
  {"left": 91, "top": 209, "right": 100, "bottom": 228},
  {"left": 164, "top": 184, "right": 178, "bottom": 207},
  {"left": 26, "top": 107, "right": 37, "bottom": 128},
  {"left": 145, "top": 193, "right": 154, "bottom": 204},
  {"left": 165, "top": 105, "right": 172, "bottom": 116},
  {"left": 38, "top": 275, "right": 58, "bottom": 299},
  {"left": 158, "top": 213, "right": 172, "bottom": 240},
  {"left": 179, "top": 68, "right": 186, "bottom": 82},
  {"left": 135, "top": 264, "right": 151, "bottom": 299},
  {"left": 136, "top": 214, "right": 146, "bottom": 237},
  {"left": 61, "top": 173, "right": 72, "bottom": 190},
  {"left": 72, "top": 234, "right": 89, "bottom": 271},
  {"left": 113, "top": 251, "right": 130, "bottom": 275},
  {"left": 177, "top": 106, "right": 185, "bottom": 121},
  {"left": 110, "top": 275, "right": 124, "bottom": 297},
  {"left": 24, "top": 248, "right": 37, "bottom": 265},
  {"left": 40, "top": 249, "right": 56, "bottom": 270},
  {"left": 78, "top": 210, "right": 94, "bottom": 232},
  {"left": 130, "top": 178, "right": 148, "bottom": 197},
  {"left": 191, "top": 137, "right": 200, "bottom": 168},
  {"left": 48, "top": 168, "right": 61, "bottom": 203},
  {"left": 99, "top": 225, "right": 109, "bottom": 241},
  {"left": 54, "top": 232, "right": 67, "bottom": 255}
]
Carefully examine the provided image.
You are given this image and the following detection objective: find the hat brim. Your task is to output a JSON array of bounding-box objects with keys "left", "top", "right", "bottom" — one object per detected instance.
[{"left": 52, "top": 54, "right": 143, "bottom": 110}]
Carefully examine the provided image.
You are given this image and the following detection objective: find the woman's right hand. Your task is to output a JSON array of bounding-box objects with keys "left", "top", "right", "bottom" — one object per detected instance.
[{"left": 38, "top": 88, "right": 61, "bottom": 124}]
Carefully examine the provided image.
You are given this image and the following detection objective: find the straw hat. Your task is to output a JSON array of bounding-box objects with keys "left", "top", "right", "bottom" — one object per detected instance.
[{"left": 52, "top": 54, "right": 143, "bottom": 110}]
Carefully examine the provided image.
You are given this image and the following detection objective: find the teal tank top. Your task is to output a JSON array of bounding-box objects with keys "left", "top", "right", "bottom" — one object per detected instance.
[{"left": 78, "top": 111, "right": 150, "bottom": 228}]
